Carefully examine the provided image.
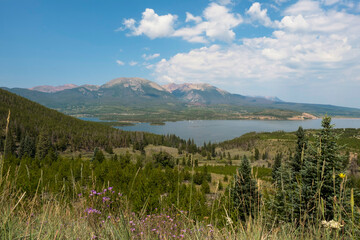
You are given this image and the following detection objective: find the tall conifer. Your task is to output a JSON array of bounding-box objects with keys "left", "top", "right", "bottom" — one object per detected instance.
[
  {"left": 300, "top": 116, "right": 345, "bottom": 220},
  {"left": 231, "top": 155, "right": 258, "bottom": 220}
]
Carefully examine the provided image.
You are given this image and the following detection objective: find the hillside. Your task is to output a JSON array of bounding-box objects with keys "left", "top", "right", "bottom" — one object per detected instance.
[
  {"left": 4, "top": 77, "right": 360, "bottom": 122},
  {"left": 0, "top": 88, "right": 186, "bottom": 154},
  {"left": 218, "top": 127, "right": 360, "bottom": 156}
]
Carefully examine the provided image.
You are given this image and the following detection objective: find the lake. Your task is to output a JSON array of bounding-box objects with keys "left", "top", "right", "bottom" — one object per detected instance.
[{"left": 80, "top": 118, "right": 360, "bottom": 145}]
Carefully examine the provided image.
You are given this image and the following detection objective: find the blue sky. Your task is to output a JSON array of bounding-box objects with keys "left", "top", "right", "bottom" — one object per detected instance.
[{"left": 1, "top": 0, "right": 360, "bottom": 108}]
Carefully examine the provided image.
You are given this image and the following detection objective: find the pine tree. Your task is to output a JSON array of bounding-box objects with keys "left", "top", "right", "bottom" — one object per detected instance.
[
  {"left": 231, "top": 155, "right": 258, "bottom": 220},
  {"left": 271, "top": 164, "right": 295, "bottom": 222},
  {"left": 19, "top": 134, "right": 35, "bottom": 158},
  {"left": 291, "top": 126, "right": 307, "bottom": 178},
  {"left": 300, "top": 116, "right": 345, "bottom": 220},
  {"left": 272, "top": 153, "right": 282, "bottom": 182},
  {"left": 36, "top": 130, "right": 51, "bottom": 160},
  {"left": 4, "top": 129, "right": 16, "bottom": 158}
]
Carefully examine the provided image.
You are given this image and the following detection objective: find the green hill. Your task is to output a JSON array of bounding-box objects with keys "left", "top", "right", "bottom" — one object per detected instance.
[{"left": 0, "top": 88, "right": 186, "bottom": 155}]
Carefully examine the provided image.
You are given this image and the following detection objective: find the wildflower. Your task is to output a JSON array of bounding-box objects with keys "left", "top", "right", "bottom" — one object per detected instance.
[
  {"left": 339, "top": 173, "right": 346, "bottom": 179},
  {"left": 108, "top": 187, "right": 113, "bottom": 191},
  {"left": 85, "top": 208, "right": 101, "bottom": 214}
]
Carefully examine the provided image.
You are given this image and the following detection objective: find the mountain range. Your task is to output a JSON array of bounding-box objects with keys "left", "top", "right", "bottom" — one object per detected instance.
[{"left": 3, "top": 77, "right": 360, "bottom": 122}]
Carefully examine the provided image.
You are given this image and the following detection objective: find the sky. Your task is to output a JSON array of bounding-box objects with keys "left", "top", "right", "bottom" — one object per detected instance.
[{"left": 1, "top": 0, "right": 360, "bottom": 108}]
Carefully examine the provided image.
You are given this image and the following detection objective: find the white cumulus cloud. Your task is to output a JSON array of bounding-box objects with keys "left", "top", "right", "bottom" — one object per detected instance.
[
  {"left": 122, "top": 8, "right": 177, "bottom": 39},
  {"left": 122, "top": 3, "right": 242, "bottom": 43},
  {"left": 174, "top": 3, "right": 243, "bottom": 43},
  {"left": 246, "top": 2, "right": 274, "bottom": 27},
  {"left": 185, "top": 12, "right": 202, "bottom": 24}
]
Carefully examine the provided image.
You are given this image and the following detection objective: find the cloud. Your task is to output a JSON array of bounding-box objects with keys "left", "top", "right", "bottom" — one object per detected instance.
[
  {"left": 174, "top": 3, "right": 243, "bottom": 43},
  {"left": 276, "top": 15, "right": 309, "bottom": 31},
  {"left": 122, "top": 8, "right": 177, "bottom": 39},
  {"left": 154, "top": 0, "right": 360, "bottom": 100},
  {"left": 213, "top": 0, "right": 233, "bottom": 5},
  {"left": 321, "top": 0, "right": 340, "bottom": 6},
  {"left": 121, "top": 3, "right": 242, "bottom": 43},
  {"left": 172, "top": 24, "right": 208, "bottom": 43},
  {"left": 129, "top": 61, "right": 138, "bottom": 66},
  {"left": 284, "top": 0, "right": 321, "bottom": 15},
  {"left": 142, "top": 53, "right": 160, "bottom": 60},
  {"left": 246, "top": 2, "right": 274, "bottom": 27},
  {"left": 185, "top": 12, "right": 202, "bottom": 24},
  {"left": 116, "top": 60, "right": 125, "bottom": 66}
]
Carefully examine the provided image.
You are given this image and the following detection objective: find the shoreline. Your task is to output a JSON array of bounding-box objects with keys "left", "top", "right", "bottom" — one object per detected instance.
[{"left": 76, "top": 114, "right": 360, "bottom": 125}]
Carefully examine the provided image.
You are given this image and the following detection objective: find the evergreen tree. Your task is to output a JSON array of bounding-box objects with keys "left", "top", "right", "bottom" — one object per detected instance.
[
  {"left": 92, "top": 148, "right": 105, "bottom": 164},
  {"left": 153, "top": 151, "right": 175, "bottom": 168},
  {"left": 272, "top": 153, "right": 282, "bottom": 182},
  {"left": 300, "top": 116, "right": 345, "bottom": 220},
  {"left": 231, "top": 155, "right": 258, "bottom": 220},
  {"left": 18, "top": 134, "right": 35, "bottom": 158},
  {"left": 4, "top": 129, "right": 16, "bottom": 158},
  {"left": 291, "top": 126, "right": 307, "bottom": 178},
  {"left": 36, "top": 130, "right": 51, "bottom": 160}
]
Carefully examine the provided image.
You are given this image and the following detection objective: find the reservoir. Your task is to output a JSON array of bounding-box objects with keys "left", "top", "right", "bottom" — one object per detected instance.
[{"left": 110, "top": 118, "right": 360, "bottom": 145}]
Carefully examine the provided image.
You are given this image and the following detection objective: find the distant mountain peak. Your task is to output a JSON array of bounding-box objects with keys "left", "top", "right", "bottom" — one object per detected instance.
[
  {"left": 162, "top": 82, "right": 228, "bottom": 95},
  {"left": 102, "top": 77, "right": 166, "bottom": 92},
  {"left": 29, "top": 84, "right": 78, "bottom": 93}
]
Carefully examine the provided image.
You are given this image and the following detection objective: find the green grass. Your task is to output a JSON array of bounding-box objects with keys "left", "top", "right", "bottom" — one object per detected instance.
[
  {"left": 1, "top": 161, "right": 358, "bottom": 240},
  {"left": 186, "top": 165, "right": 272, "bottom": 182}
]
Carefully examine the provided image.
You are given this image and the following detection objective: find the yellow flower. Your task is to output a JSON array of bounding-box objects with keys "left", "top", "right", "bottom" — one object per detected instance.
[{"left": 339, "top": 173, "right": 346, "bottom": 179}]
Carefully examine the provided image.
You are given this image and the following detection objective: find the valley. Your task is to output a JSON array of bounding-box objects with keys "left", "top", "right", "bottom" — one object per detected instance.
[{"left": 4, "top": 78, "right": 360, "bottom": 124}]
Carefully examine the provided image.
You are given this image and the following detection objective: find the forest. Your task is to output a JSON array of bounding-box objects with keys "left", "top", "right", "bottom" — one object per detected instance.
[{"left": 1, "top": 88, "right": 360, "bottom": 239}]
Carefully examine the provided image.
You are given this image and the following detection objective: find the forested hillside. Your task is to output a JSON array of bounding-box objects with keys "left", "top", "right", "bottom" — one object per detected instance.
[{"left": 0, "top": 88, "right": 187, "bottom": 155}]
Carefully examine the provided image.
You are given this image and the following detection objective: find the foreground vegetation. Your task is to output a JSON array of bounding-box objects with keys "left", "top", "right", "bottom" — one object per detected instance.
[
  {"left": 1, "top": 89, "right": 360, "bottom": 239},
  {"left": 1, "top": 116, "right": 360, "bottom": 239}
]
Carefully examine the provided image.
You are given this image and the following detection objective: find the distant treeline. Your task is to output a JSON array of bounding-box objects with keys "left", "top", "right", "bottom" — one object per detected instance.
[{"left": 0, "top": 89, "right": 197, "bottom": 156}]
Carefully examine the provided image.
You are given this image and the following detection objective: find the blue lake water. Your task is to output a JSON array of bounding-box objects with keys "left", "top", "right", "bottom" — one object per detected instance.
[{"left": 79, "top": 118, "right": 360, "bottom": 145}]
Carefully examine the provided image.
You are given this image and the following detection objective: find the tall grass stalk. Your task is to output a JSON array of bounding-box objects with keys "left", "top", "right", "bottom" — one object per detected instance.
[{"left": 0, "top": 109, "right": 10, "bottom": 183}]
